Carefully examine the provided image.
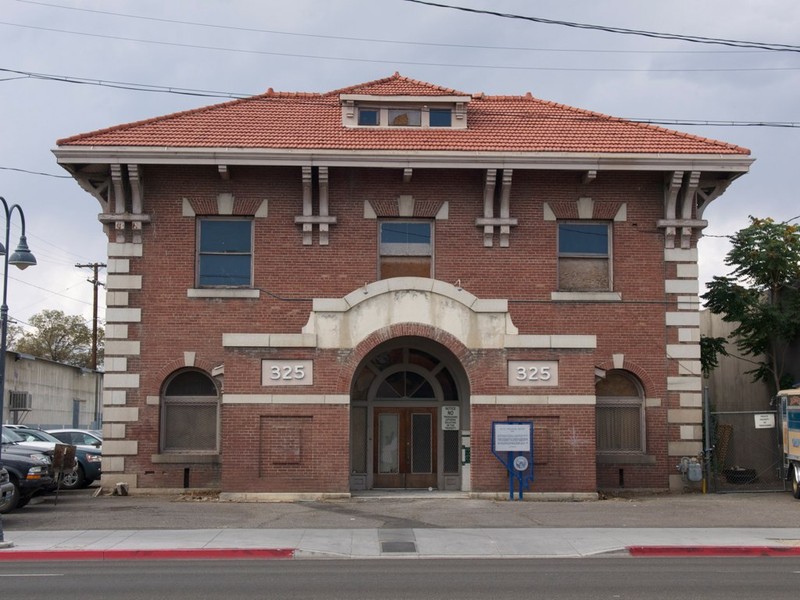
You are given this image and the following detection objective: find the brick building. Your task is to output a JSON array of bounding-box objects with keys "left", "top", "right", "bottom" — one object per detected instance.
[{"left": 54, "top": 73, "right": 752, "bottom": 497}]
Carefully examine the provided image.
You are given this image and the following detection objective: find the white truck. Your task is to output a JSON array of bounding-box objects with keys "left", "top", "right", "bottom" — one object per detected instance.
[{"left": 778, "top": 388, "right": 800, "bottom": 498}]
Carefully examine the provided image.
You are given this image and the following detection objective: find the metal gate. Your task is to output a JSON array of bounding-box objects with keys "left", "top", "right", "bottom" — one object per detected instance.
[{"left": 709, "top": 409, "right": 785, "bottom": 492}]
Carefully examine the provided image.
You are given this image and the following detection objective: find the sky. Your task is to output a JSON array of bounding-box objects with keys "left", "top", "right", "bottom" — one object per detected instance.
[{"left": 0, "top": 0, "right": 798, "bottom": 337}]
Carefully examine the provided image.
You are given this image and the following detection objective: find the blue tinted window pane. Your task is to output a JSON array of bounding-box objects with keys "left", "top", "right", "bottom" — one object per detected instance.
[
  {"left": 559, "top": 223, "right": 608, "bottom": 255},
  {"left": 200, "top": 220, "right": 251, "bottom": 253},
  {"left": 381, "top": 222, "right": 431, "bottom": 245},
  {"left": 429, "top": 109, "right": 452, "bottom": 127},
  {"left": 198, "top": 255, "right": 251, "bottom": 286},
  {"left": 358, "top": 109, "right": 379, "bottom": 126}
]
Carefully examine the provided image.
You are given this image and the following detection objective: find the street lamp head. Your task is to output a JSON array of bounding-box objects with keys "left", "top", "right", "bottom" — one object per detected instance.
[{"left": 8, "top": 235, "right": 36, "bottom": 270}]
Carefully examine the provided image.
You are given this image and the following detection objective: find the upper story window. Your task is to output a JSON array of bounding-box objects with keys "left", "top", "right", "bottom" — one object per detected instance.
[
  {"left": 557, "top": 222, "right": 611, "bottom": 292},
  {"left": 342, "top": 94, "right": 469, "bottom": 129},
  {"left": 358, "top": 108, "right": 379, "bottom": 126},
  {"left": 388, "top": 108, "right": 421, "bottom": 127},
  {"left": 379, "top": 220, "right": 433, "bottom": 279},
  {"left": 197, "top": 218, "right": 253, "bottom": 288},
  {"left": 429, "top": 108, "right": 452, "bottom": 127}
]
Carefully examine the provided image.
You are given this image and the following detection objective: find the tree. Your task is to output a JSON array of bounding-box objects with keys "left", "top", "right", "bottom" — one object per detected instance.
[
  {"left": 702, "top": 216, "right": 800, "bottom": 393},
  {"left": 11, "top": 309, "right": 104, "bottom": 369}
]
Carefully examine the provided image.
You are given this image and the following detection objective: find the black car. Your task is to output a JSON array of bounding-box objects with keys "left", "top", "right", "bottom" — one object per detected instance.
[{"left": 0, "top": 428, "right": 55, "bottom": 512}]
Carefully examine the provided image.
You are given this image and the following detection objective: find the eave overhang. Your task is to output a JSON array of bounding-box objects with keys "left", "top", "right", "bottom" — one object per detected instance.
[{"left": 53, "top": 146, "right": 754, "bottom": 174}]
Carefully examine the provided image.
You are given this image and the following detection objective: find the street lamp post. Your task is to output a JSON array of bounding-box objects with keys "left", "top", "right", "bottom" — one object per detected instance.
[{"left": 0, "top": 196, "right": 37, "bottom": 547}]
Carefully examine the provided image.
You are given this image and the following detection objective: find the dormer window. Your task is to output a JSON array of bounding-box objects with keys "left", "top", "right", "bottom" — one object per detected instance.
[
  {"left": 429, "top": 108, "right": 452, "bottom": 127},
  {"left": 389, "top": 108, "right": 421, "bottom": 127},
  {"left": 341, "top": 94, "right": 470, "bottom": 129},
  {"left": 358, "top": 108, "right": 379, "bottom": 126}
]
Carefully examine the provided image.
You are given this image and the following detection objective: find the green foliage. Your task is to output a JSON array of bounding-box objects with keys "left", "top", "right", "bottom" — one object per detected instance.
[
  {"left": 700, "top": 335, "right": 729, "bottom": 378},
  {"left": 12, "top": 309, "right": 104, "bottom": 369},
  {"left": 702, "top": 216, "right": 800, "bottom": 392}
]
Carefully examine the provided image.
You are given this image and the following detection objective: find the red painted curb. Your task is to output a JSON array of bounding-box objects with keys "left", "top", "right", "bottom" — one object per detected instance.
[
  {"left": 0, "top": 548, "right": 295, "bottom": 561},
  {"left": 628, "top": 546, "right": 800, "bottom": 557}
]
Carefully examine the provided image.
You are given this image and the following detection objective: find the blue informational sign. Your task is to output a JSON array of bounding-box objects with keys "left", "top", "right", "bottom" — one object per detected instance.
[{"left": 491, "top": 421, "right": 534, "bottom": 501}]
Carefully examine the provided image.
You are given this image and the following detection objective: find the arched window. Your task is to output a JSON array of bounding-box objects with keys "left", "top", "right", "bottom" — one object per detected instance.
[
  {"left": 161, "top": 370, "right": 219, "bottom": 452},
  {"left": 596, "top": 370, "right": 645, "bottom": 453}
]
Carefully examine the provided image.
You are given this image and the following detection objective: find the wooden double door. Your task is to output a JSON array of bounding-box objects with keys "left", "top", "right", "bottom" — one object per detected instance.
[{"left": 373, "top": 407, "right": 437, "bottom": 489}]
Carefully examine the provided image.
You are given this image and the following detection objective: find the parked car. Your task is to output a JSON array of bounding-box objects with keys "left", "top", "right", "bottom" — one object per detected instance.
[
  {"left": 0, "top": 428, "right": 55, "bottom": 512},
  {"left": 46, "top": 429, "right": 103, "bottom": 450},
  {"left": 10, "top": 428, "right": 101, "bottom": 490},
  {"left": 0, "top": 465, "right": 14, "bottom": 513}
]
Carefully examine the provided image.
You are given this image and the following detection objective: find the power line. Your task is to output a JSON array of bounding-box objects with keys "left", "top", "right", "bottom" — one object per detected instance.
[
  {"left": 402, "top": 0, "right": 800, "bottom": 52},
  {"left": 11, "top": 0, "right": 776, "bottom": 56},
  {"left": 0, "top": 165, "right": 71, "bottom": 178},
  {"left": 1, "top": 22, "right": 799, "bottom": 73},
  {"left": 1, "top": 67, "right": 798, "bottom": 129}
]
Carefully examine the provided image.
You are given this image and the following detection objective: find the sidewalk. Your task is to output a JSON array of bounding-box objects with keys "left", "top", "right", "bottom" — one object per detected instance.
[{"left": 2, "top": 489, "right": 800, "bottom": 560}]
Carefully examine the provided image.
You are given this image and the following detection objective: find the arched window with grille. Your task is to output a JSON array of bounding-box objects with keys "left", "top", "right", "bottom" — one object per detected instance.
[
  {"left": 160, "top": 369, "right": 220, "bottom": 453},
  {"left": 596, "top": 370, "right": 645, "bottom": 454}
]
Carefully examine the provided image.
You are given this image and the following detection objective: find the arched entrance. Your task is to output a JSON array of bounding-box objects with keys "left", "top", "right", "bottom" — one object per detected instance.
[{"left": 349, "top": 336, "right": 469, "bottom": 491}]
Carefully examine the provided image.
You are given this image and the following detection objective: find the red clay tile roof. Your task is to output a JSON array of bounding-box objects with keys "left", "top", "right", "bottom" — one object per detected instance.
[{"left": 57, "top": 73, "right": 749, "bottom": 155}]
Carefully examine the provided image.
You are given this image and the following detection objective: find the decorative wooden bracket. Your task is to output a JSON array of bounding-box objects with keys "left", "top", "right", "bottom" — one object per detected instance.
[
  {"left": 99, "top": 164, "right": 151, "bottom": 243},
  {"left": 295, "top": 166, "right": 337, "bottom": 245},
  {"left": 476, "top": 169, "right": 518, "bottom": 247}
]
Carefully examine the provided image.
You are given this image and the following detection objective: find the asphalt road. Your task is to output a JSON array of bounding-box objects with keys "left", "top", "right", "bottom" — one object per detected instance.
[
  {"left": 2, "top": 487, "right": 799, "bottom": 531},
  {"left": 0, "top": 557, "right": 798, "bottom": 600}
]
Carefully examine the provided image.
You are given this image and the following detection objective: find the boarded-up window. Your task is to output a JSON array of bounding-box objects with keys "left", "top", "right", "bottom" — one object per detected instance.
[
  {"left": 596, "top": 370, "right": 644, "bottom": 453},
  {"left": 558, "top": 222, "right": 610, "bottom": 291},
  {"left": 380, "top": 221, "right": 432, "bottom": 279},
  {"left": 161, "top": 370, "right": 219, "bottom": 452}
]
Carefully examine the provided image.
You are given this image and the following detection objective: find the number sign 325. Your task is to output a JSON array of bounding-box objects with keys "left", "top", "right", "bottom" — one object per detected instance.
[
  {"left": 507, "top": 361, "right": 558, "bottom": 387},
  {"left": 262, "top": 360, "right": 313, "bottom": 386}
]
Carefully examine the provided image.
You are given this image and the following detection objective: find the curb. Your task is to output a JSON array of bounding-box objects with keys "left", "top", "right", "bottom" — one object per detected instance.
[
  {"left": 628, "top": 546, "right": 800, "bottom": 557},
  {"left": 0, "top": 548, "right": 295, "bottom": 561}
]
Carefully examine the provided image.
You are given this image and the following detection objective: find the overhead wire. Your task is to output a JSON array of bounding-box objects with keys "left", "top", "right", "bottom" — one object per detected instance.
[{"left": 402, "top": 0, "right": 800, "bottom": 52}]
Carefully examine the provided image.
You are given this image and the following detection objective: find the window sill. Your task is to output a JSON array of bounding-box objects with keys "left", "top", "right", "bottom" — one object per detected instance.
[
  {"left": 551, "top": 291, "right": 622, "bottom": 302},
  {"left": 187, "top": 288, "right": 260, "bottom": 299},
  {"left": 151, "top": 453, "right": 220, "bottom": 464},
  {"left": 596, "top": 453, "right": 656, "bottom": 465}
]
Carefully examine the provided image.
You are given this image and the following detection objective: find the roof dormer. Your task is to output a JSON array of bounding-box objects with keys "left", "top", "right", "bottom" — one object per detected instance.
[{"left": 340, "top": 93, "right": 470, "bottom": 130}]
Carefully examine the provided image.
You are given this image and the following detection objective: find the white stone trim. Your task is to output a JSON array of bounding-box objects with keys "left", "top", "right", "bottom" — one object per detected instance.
[
  {"left": 106, "top": 291, "right": 130, "bottom": 307},
  {"left": 106, "top": 423, "right": 126, "bottom": 438},
  {"left": 105, "top": 340, "right": 141, "bottom": 356},
  {"left": 678, "top": 328, "right": 700, "bottom": 343},
  {"left": 680, "top": 425, "right": 702, "bottom": 440},
  {"left": 668, "top": 408, "right": 702, "bottom": 424},
  {"left": 550, "top": 291, "right": 622, "bottom": 302},
  {"left": 104, "top": 357, "right": 128, "bottom": 372},
  {"left": 676, "top": 263, "right": 699, "bottom": 278},
  {"left": 146, "top": 395, "right": 160, "bottom": 406},
  {"left": 105, "top": 324, "right": 129, "bottom": 339},
  {"left": 107, "top": 274, "right": 142, "bottom": 290},
  {"left": 103, "top": 440, "right": 139, "bottom": 455},
  {"left": 678, "top": 360, "right": 702, "bottom": 376},
  {"left": 644, "top": 397, "right": 662, "bottom": 407},
  {"left": 104, "top": 373, "right": 140, "bottom": 388},
  {"left": 103, "top": 456, "right": 125, "bottom": 472},
  {"left": 667, "top": 376, "right": 702, "bottom": 391},
  {"left": 182, "top": 198, "right": 195, "bottom": 217},
  {"left": 471, "top": 395, "right": 596, "bottom": 405},
  {"left": 222, "top": 394, "right": 349, "bottom": 405},
  {"left": 666, "top": 312, "right": 700, "bottom": 327},
  {"left": 680, "top": 393, "right": 703, "bottom": 408},
  {"left": 677, "top": 296, "right": 700, "bottom": 310},
  {"left": 667, "top": 344, "right": 700, "bottom": 359},
  {"left": 187, "top": 288, "right": 260, "bottom": 299},
  {"left": 107, "top": 258, "right": 130, "bottom": 274},
  {"left": 664, "top": 248, "right": 698, "bottom": 262},
  {"left": 668, "top": 441, "right": 703, "bottom": 456},
  {"left": 103, "top": 389, "right": 127, "bottom": 406},
  {"left": 104, "top": 407, "right": 140, "bottom": 422},
  {"left": 106, "top": 308, "right": 142, "bottom": 323},
  {"left": 504, "top": 335, "right": 596, "bottom": 349},
  {"left": 665, "top": 279, "right": 699, "bottom": 294},
  {"left": 223, "top": 333, "right": 317, "bottom": 348},
  {"left": 184, "top": 352, "right": 196, "bottom": 367},
  {"left": 108, "top": 242, "right": 143, "bottom": 258}
]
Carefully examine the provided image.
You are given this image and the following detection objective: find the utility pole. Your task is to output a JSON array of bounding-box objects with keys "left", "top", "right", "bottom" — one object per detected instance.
[{"left": 76, "top": 262, "right": 106, "bottom": 370}]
